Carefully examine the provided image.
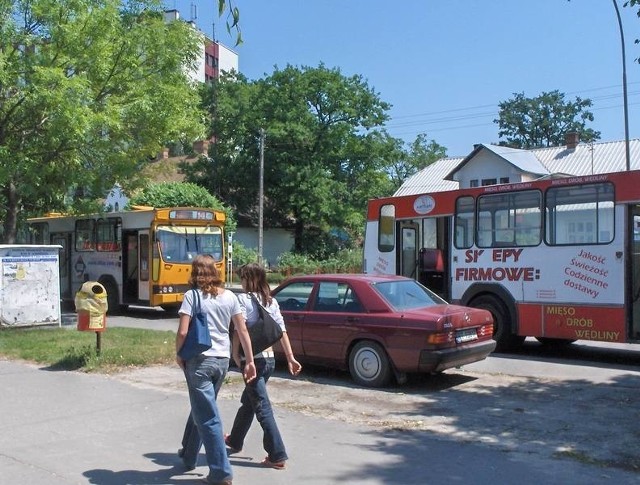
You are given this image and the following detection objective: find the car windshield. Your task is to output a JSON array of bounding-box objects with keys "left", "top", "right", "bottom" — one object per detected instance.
[{"left": 372, "top": 279, "right": 447, "bottom": 310}]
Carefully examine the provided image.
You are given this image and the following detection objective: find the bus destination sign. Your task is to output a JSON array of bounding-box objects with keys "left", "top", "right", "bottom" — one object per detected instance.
[{"left": 169, "top": 210, "right": 214, "bottom": 221}]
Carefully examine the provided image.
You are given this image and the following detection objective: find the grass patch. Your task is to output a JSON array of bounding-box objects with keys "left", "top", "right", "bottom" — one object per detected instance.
[{"left": 0, "top": 326, "right": 176, "bottom": 373}]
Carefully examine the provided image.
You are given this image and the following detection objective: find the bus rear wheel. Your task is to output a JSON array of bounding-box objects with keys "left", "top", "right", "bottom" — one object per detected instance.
[
  {"left": 536, "top": 337, "right": 577, "bottom": 347},
  {"left": 471, "top": 294, "right": 524, "bottom": 352}
]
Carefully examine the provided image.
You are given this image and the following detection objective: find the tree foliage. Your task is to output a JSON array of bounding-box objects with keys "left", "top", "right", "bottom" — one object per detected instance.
[
  {"left": 624, "top": 1, "right": 640, "bottom": 63},
  {"left": 386, "top": 133, "right": 447, "bottom": 190},
  {"left": 189, "top": 65, "right": 408, "bottom": 253},
  {"left": 494, "top": 90, "right": 600, "bottom": 149},
  {"left": 0, "top": 0, "right": 205, "bottom": 242},
  {"left": 217, "top": 0, "right": 242, "bottom": 45},
  {"left": 127, "top": 182, "right": 236, "bottom": 232}
]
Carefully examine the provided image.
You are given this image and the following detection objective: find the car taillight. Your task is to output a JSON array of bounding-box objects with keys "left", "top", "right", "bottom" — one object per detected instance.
[
  {"left": 478, "top": 323, "right": 493, "bottom": 338},
  {"left": 427, "top": 331, "right": 454, "bottom": 345}
]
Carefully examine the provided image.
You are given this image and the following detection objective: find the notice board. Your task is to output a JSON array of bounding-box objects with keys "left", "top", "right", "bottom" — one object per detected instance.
[{"left": 0, "top": 245, "right": 62, "bottom": 327}]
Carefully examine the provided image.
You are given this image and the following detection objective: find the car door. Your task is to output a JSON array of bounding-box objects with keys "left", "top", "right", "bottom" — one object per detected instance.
[
  {"left": 302, "top": 281, "right": 363, "bottom": 364},
  {"left": 272, "top": 281, "right": 314, "bottom": 357}
]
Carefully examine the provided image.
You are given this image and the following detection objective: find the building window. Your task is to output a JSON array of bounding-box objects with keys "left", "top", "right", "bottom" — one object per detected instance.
[
  {"left": 500, "top": 177, "right": 509, "bottom": 184},
  {"left": 481, "top": 178, "right": 497, "bottom": 186},
  {"left": 470, "top": 179, "right": 479, "bottom": 188}
]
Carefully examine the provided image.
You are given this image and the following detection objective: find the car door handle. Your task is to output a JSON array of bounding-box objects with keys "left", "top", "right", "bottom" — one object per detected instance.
[{"left": 346, "top": 316, "right": 359, "bottom": 323}]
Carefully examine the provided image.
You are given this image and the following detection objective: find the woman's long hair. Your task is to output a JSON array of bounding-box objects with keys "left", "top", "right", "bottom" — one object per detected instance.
[
  {"left": 189, "top": 254, "right": 223, "bottom": 296},
  {"left": 237, "top": 263, "right": 271, "bottom": 306}
]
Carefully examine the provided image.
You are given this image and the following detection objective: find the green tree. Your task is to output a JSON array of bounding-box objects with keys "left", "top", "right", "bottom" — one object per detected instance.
[
  {"left": 494, "top": 90, "right": 600, "bottom": 149},
  {"left": 127, "top": 182, "right": 236, "bottom": 232},
  {"left": 624, "top": 0, "right": 640, "bottom": 63},
  {"left": 216, "top": 0, "right": 242, "bottom": 45},
  {"left": 386, "top": 133, "right": 447, "bottom": 190},
  {"left": 0, "top": 0, "right": 205, "bottom": 243},
  {"left": 189, "top": 65, "right": 399, "bottom": 252}
]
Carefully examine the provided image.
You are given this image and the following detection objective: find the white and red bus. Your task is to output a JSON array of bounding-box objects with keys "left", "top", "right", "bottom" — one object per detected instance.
[
  {"left": 364, "top": 170, "right": 640, "bottom": 350},
  {"left": 26, "top": 207, "right": 226, "bottom": 313}
]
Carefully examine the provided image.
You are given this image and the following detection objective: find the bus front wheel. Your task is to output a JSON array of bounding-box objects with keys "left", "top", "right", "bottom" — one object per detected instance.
[
  {"left": 161, "top": 304, "right": 180, "bottom": 315},
  {"left": 471, "top": 294, "right": 524, "bottom": 352},
  {"left": 100, "top": 279, "right": 122, "bottom": 315}
]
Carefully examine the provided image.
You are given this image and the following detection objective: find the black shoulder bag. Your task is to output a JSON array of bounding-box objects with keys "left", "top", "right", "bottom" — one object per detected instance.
[{"left": 247, "top": 293, "right": 284, "bottom": 355}]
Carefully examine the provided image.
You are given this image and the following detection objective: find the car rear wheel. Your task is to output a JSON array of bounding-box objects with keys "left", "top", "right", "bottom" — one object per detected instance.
[{"left": 348, "top": 341, "right": 392, "bottom": 388}]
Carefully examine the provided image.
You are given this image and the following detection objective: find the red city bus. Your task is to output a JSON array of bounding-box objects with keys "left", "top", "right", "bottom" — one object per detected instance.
[{"left": 364, "top": 170, "right": 640, "bottom": 350}]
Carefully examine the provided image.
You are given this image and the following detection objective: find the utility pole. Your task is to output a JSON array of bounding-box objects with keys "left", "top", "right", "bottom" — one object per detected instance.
[
  {"left": 258, "top": 128, "right": 265, "bottom": 264},
  {"left": 612, "top": 0, "right": 631, "bottom": 171}
]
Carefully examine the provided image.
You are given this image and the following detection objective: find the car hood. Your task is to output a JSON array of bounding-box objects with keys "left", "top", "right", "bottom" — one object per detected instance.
[{"left": 400, "top": 304, "right": 493, "bottom": 330}]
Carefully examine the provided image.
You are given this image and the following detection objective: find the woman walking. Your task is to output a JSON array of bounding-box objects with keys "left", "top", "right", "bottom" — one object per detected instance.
[
  {"left": 176, "top": 254, "right": 256, "bottom": 485},
  {"left": 225, "top": 263, "right": 302, "bottom": 470}
]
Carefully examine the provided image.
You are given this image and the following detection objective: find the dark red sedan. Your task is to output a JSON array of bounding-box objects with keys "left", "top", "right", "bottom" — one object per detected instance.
[{"left": 272, "top": 274, "right": 496, "bottom": 387}]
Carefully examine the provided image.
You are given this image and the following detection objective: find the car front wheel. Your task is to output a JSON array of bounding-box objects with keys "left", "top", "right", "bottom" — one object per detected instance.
[{"left": 348, "top": 341, "right": 392, "bottom": 388}]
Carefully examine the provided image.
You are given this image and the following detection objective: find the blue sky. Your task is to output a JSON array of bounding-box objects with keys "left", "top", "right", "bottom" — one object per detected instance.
[{"left": 165, "top": 0, "right": 640, "bottom": 157}]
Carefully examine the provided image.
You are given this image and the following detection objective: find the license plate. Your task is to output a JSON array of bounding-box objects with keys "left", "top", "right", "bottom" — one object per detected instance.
[{"left": 455, "top": 328, "right": 478, "bottom": 343}]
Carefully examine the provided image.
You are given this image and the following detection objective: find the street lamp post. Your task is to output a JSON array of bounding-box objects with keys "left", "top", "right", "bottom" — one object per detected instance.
[
  {"left": 258, "top": 128, "right": 265, "bottom": 264},
  {"left": 612, "top": 0, "right": 631, "bottom": 171}
]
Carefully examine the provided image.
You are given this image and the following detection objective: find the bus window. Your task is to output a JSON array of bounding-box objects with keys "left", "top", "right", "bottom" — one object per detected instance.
[
  {"left": 422, "top": 218, "right": 437, "bottom": 249},
  {"left": 75, "top": 219, "right": 95, "bottom": 251},
  {"left": 28, "top": 222, "right": 49, "bottom": 244},
  {"left": 379, "top": 204, "right": 395, "bottom": 252},
  {"left": 545, "top": 182, "right": 614, "bottom": 245},
  {"left": 96, "top": 217, "right": 122, "bottom": 251},
  {"left": 477, "top": 191, "right": 541, "bottom": 248},
  {"left": 454, "top": 196, "right": 475, "bottom": 249}
]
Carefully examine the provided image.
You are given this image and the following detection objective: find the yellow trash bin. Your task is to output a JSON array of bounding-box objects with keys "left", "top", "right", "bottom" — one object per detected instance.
[{"left": 75, "top": 282, "right": 108, "bottom": 332}]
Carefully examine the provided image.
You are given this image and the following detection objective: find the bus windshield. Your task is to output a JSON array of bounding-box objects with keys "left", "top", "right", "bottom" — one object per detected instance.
[{"left": 156, "top": 225, "right": 223, "bottom": 263}]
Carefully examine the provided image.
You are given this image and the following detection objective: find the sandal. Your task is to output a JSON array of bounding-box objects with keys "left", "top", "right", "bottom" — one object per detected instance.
[
  {"left": 224, "top": 433, "right": 242, "bottom": 455},
  {"left": 261, "top": 457, "right": 286, "bottom": 470}
]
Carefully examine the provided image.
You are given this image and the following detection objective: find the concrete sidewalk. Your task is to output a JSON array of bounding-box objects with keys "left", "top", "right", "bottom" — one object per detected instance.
[{"left": 1, "top": 359, "right": 638, "bottom": 485}]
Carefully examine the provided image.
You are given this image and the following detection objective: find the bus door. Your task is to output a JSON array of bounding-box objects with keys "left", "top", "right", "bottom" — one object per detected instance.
[
  {"left": 398, "top": 221, "right": 418, "bottom": 278},
  {"left": 138, "top": 231, "right": 150, "bottom": 302},
  {"left": 630, "top": 205, "right": 640, "bottom": 340},
  {"left": 417, "top": 217, "right": 450, "bottom": 300},
  {"left": 122, "top": 231, "right": 138, "bottom": 304},
  {"left": 51, "top": 232, "right": 72, "bottom": 302},
  {"left": 122, "top": 231, "right": 150, "bottom": 305}
]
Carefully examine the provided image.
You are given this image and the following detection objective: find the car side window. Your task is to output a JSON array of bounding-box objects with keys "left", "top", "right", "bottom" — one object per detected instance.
[
  {"left": 274, "top": 282, "right": 314, "bottom": 311},
  {"left": 342, "top": 286, "right": 362, "bottom": 312},
  {"left": 314, "top": 282, "right": 362, "bottom": 313}
]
